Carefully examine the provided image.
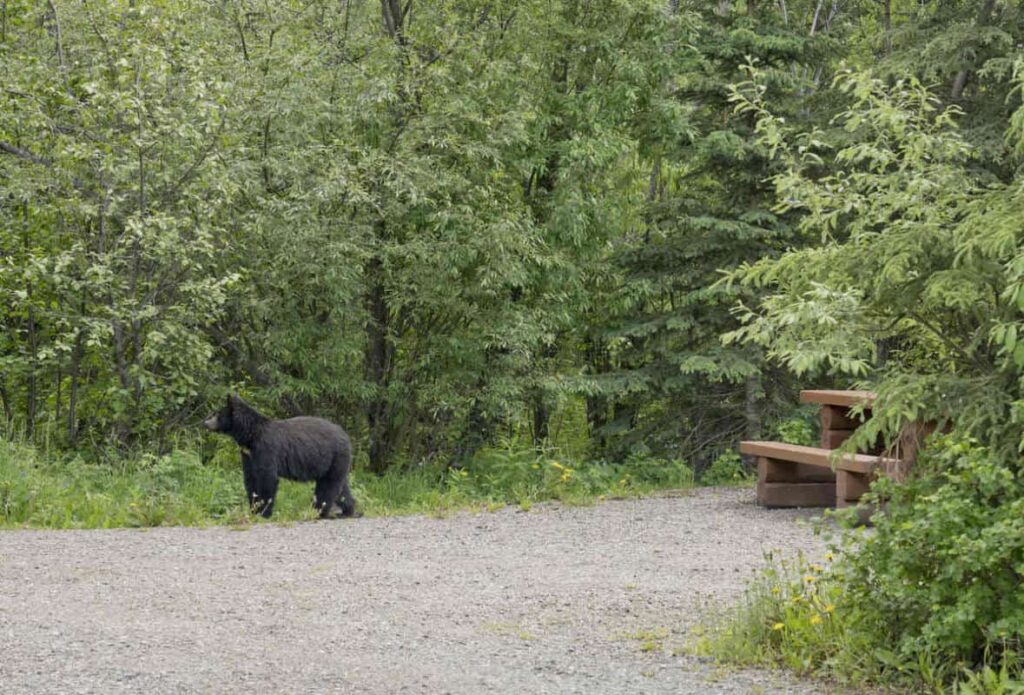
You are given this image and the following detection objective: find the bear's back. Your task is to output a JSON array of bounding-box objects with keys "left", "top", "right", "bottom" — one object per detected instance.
[{"left": 256, "top": 416, "right": 351, "bottom": 482}]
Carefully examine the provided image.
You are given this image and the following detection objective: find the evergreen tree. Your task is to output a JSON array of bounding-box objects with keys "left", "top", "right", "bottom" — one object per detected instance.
[{"left": 584, "top": 2, "right": 836, "bottom": 464}]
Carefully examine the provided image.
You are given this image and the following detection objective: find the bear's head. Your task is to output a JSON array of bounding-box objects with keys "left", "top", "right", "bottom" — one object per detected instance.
[
  {"left": 203, "top": 394, "right": 235, "bottom": 433},
  {"left": 203, "top": 394, "right": 263, "bottom": 444}
]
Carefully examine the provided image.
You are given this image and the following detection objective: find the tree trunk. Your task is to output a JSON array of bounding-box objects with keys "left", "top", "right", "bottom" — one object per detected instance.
[
  {"left": 744, "top": 372, "right": 762, "bottom": 441},
  {"left": 585, "top": 395, "right": 607, "bottom": 449},
  {"left": 450, "top": 392, "right": 492, "bottom": 467},
  {"left": 380, "top": 0, "right": 406, "bottom": 40},
  {"left": 532, "top": 398, "right": 550, "bottom": 446},
  {"left": 613, "top": 402, "right": 636, "bottom": 433},
  {"left": 951, "top": 0, "right": 997, "bottom": 100},
  {"left": 22, "top": 203, "right": 37, "bottom": 438},
  {"left": 111, "top": 317, "right": 133, "bottom": 440},
  {"left": 360, "top": 0, "right": 414, "bottom": 473},
  {"left": 67, "top": 326, "right": 83, "bottom": 444},
  {"left": 950, "top": 70, "right": 969, "bottom": 101},
  {"left": 25, "top": 303, "right": 37, "bottom": 438},
  {"left": 584, "top": 336, "right": 609, "bottom": 451},
  {"left": 880, "top": 0, "right": 892, "bottom": 55},
  {"left": 364, "top": 253, "right": 394, "bottom": 474},
  {"left": 0, "top": 378, "right": 12, "bottom": 428}
]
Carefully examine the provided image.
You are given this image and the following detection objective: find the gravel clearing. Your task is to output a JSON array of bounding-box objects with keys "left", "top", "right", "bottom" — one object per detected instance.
[{"left": 0, "top": 487, "right": 832, "bottom": 694}]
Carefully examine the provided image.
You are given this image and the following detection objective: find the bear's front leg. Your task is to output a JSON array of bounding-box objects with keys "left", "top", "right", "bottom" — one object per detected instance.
[
  {"left": 242, "top": 452, "right": 257, "bottom": 510},
  {"left": 250, "top": 463, "right": 279, "bottom": 518}
]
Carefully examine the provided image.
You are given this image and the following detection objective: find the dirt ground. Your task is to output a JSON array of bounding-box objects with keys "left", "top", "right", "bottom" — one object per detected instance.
[{"left": 0, "top": 487, "right": 832, "bottom": 694}]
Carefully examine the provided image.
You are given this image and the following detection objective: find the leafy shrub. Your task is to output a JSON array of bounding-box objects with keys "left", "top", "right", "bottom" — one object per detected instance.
[
  {"left": 700, "top": 451, "right": 752, "bottom": 486},
  {"left": 775, "top": 414, "right": 816, "bottom": 446},
  {"left": 454, "top": 446, "right": 694, "bottom": 505},
  {"left": 839, "top": 437, "right": 1024, "bottom": 678},
  {"left": 699, "top": 435, "right": 1024, "bottom": 690}
]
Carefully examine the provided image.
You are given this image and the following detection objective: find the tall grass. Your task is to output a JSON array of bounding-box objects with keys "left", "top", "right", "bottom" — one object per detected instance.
[
  {"left": 692, "top": 552, "right": 871, "bottom": 681},
  {"left": 0, "top": 437, "right": 697, "bottom": 529}
]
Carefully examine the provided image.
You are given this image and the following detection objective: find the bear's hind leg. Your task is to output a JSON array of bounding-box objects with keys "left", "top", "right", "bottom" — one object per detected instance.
[
  {"left": 314, "top": 473, "right": 344, "bottom": 519},
  {"left": 338, "top": 479, "right": 360, "bottom": 518}
]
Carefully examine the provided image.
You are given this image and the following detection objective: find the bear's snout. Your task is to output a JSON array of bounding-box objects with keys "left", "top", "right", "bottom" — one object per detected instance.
[{"left": 202, "top": 415, "right": 218, "bottom": 431}]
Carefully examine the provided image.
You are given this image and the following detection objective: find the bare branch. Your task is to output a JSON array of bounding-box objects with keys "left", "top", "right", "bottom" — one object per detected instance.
[
  {"left": 45, "top": 1, "right": 66, "bottom": 69},
  {"left": 0, "top": 141, "right": 52, "bottom": 166},
  {"left": 166, "top": 111, "right": 227, "bottom": 195}
]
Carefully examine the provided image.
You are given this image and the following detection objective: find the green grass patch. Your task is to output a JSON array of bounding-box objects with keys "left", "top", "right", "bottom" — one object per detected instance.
[
  {"left": 617, "top": 626, "right": 673, "bottom": 654},
  {"left": 0, "top": 438, "right": 695, "bottom": 529}
]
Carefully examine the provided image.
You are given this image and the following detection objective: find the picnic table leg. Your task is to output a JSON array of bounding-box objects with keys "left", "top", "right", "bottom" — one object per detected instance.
[
  {"left": 820, "top": 404, "right": 857, "bottom": 449},
  {"left": 757, "top": 456, "right": 836, "bottom": 508},
  {"left": 835, "top": 469, "right": 871, "bottom": 506},
  {"left": 836, "top": 469, "right": 876, "bottom": 524}
]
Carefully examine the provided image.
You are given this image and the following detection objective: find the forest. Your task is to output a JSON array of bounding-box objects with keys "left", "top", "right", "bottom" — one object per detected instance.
[{"left": 3, "top": 0, "right": 1024, "bottom": 689}]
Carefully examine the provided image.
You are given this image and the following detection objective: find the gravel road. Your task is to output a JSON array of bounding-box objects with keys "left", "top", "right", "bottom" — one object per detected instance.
[{"left": 0, "top": 487, "right": 831, "bottom": 694}]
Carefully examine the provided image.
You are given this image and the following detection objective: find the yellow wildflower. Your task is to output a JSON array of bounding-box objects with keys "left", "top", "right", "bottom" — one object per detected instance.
[
  {"left": 810, "top": 615, "right": 822, "bottom": 626},
  {"left": 771, "top": 623, "right": 785, "bottom": 631}
]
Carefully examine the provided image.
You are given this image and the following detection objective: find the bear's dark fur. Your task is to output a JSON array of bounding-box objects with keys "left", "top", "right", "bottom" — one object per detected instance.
[{"left": 203, "top": 394, "right": 358, "bottom": 519}]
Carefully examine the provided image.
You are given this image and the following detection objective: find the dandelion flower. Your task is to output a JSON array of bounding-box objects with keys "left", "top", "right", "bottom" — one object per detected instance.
[{"left": 771, "top": 623, "right": 785, "bottom": 631}]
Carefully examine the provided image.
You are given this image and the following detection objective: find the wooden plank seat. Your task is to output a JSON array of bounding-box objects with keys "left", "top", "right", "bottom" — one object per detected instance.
[{"left": 740, "top": 441, "right": 900, "bottom": 510}]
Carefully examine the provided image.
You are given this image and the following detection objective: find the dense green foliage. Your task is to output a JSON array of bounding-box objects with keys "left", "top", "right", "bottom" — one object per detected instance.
[
  {"left": 0, "top": 0, "right": 829, "bottom": 468},
  {"left": 3, "top": 1, "right": 1024, "bottom": 689}
]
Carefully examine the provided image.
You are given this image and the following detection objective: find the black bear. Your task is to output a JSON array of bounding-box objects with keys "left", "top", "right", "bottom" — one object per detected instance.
[{"left": 203, "top": 394, "right": 358, "bottom": 519}]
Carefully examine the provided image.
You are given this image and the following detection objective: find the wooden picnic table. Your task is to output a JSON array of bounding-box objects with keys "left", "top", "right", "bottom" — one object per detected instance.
[{"left": 740, "top": 388, "right": 893, "bottom": 516}]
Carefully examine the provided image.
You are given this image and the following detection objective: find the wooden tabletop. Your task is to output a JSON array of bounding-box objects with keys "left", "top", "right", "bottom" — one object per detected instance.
[{"left": 799, "top": 389, "right": 876, "bottom": 408}]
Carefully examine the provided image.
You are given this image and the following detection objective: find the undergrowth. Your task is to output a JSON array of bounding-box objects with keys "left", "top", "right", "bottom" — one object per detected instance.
[
  {"left": 694, "top": 436, "right": 1024, "bottom": 694},
  {"left": 0, "top": 438, "right": 697, "bottom": 529}
]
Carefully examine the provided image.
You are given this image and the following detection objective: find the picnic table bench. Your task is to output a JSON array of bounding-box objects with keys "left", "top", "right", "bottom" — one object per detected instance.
[{"left": 740, "top": 389, "right": 901, "bottom": 512}]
